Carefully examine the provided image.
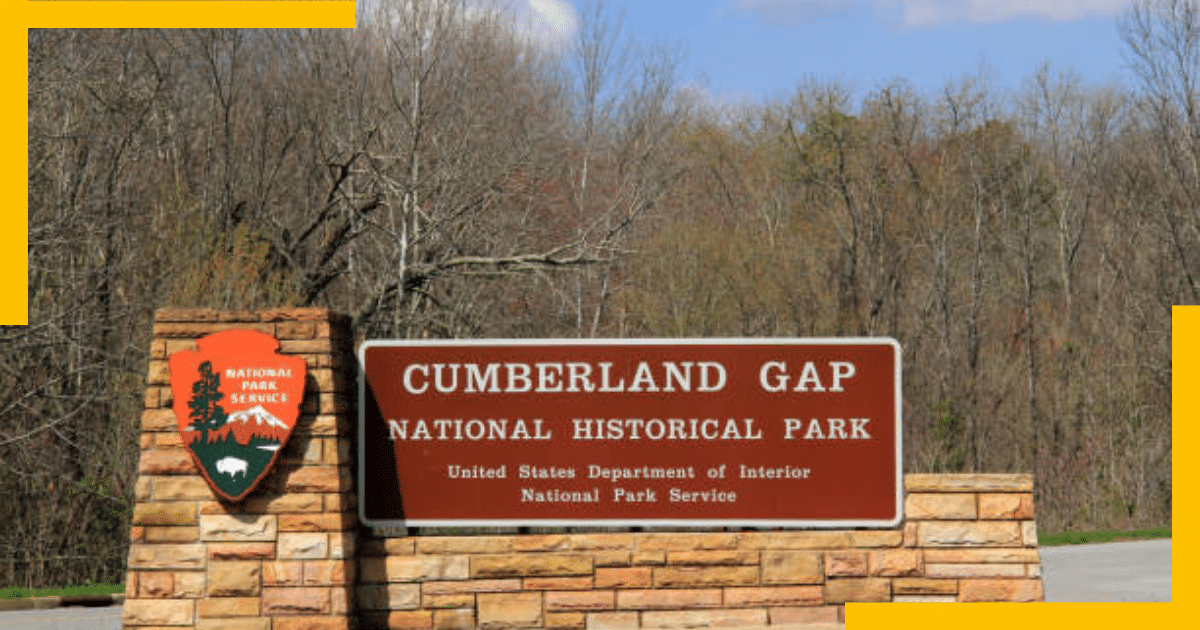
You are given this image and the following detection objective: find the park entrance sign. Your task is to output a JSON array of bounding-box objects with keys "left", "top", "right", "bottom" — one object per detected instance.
[
  {"left": 169, "top": 329, "right": 307, "bottom": 502},
  {"left": 359, "top": 338, "right": 902, "bottom": 527},
  {"left": 126, "top": 310, "right": 1042, "bottom": 630}
]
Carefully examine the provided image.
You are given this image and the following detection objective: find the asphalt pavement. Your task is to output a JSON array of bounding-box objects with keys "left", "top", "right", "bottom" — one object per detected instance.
[
  {"left": 0, "top": 539, "right": 1173, "bottom": 629},
  {"left": 1039, "top": 538, "right": 1172, "bottom": 602},
  {"left": 0, "top": 605, "right": 122, "bottom": 630}
]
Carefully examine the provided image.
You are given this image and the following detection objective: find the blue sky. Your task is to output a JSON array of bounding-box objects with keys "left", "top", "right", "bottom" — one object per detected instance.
[{"left": 512, "top": 0, "right": 1133, "bottom": 106}]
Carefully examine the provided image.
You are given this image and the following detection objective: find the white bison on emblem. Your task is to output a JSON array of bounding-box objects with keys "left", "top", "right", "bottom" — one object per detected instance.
[{"left": 215, "top": 456, "right": 249, "bottom": 479}]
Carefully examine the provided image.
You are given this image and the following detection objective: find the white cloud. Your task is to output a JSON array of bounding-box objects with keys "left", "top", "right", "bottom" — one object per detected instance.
[
  {"left": 528, "top": 0, "right": 580, "bottom": 35},
  {"left": 899, "top": 0, "right": 1127, "bottom": 26},
  {"left": 734, "top": 0, "right": 1128, "bottom": 27},
  {"left": 508, "top": 0, "right": 581, "bottom": 49},
  {"left": 357, "top": 1, "right": 581, "bottom": 50}
]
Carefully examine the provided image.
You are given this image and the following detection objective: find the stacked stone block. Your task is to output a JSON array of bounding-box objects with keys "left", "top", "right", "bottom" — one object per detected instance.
[
  {"left": 900, "top": 473, "right": 1042, "bottom": 602},
  {"left": 355, "top": 474, "right": 1042, "bottom": 630},
  {"left": 124, "top": 307, "right": 1043, "bottom": 630},
  {"left": 124, "top": 308, "right": 357, "bottom": 630}
]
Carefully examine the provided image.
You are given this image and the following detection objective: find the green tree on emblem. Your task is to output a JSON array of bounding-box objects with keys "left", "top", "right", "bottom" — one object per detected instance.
[{"left": 188, "top": 360, "right": 227, "bottom": 445}]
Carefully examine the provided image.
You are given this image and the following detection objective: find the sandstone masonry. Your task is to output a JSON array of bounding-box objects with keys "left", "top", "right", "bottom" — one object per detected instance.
[
  {"left": 125, "top": 308, "right": 357, "bottom": 630},
  {"left": 354, "top": 473, "right": 1042, "bottom": 629},
  {"left": 125, "top": 308, "right": 1043, "bottom": 630}
]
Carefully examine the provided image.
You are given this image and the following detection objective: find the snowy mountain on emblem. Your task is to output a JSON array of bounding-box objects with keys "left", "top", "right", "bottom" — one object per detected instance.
[{"left": 225, "top": 405, "right": 289, "bottom": 430}]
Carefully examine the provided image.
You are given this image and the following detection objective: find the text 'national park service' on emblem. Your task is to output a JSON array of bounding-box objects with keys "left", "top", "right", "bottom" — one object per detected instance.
[{"left": 168, "top": 329, "right": 307, "bottom": 502}]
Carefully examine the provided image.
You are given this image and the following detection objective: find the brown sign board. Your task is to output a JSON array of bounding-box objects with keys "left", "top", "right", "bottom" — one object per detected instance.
[{"left": 359, "top": 339, "right": 902, "bottom": 527}]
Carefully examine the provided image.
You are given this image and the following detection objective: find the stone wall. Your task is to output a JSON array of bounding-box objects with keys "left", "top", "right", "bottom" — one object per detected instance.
[
  {"left": 354, "top": 474, "right": 1042, "bottom": 630},
  {"left": 124, "top": 308, "right": 1042, "bottom": 630},
  {"left": 124, "top": 308, "right": 357, "bottom": 630}
]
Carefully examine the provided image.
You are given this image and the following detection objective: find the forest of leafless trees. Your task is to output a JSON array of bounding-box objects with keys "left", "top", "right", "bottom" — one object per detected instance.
[{"left": 2, "top": 0, "right": 1183, "bottom": 586}]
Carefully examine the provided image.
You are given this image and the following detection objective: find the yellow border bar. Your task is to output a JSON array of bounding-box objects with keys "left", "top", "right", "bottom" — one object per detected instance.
[
  {"left": 26, "top": 2, "right": 356, "bottom": 29},
  {"left": 10, "top": 2, "right": 356, "bottom": 324},
  {"left": 2, "top": 24, "right": 27, "bottom": 324}
]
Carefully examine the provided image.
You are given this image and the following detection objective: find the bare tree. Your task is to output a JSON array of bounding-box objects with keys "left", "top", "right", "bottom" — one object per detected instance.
[
  {"left": 318, "top": 1, "right": 614, "bottom": 337},
  {"left": 11, "top": 6, "right": 1184, "bottom": 588},
  {"left": 547, "top": 1, "right": 691, "bottom": 337},
  {"left": 1120, "top": 0, "right": 1200, "bottom": 302}
]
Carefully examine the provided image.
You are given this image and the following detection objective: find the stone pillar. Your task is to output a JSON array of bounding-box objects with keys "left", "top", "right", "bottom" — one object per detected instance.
[{"left": 123, "top": 308, "right": 357, "bottom": 630}]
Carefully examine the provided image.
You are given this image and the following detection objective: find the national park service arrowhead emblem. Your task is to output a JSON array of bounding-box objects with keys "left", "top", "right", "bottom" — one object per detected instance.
[{"left": 169, "top": 329, "right": 307, "bottom": 501}]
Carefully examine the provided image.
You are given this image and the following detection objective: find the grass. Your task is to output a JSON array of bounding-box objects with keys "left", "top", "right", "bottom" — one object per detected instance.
[
  {"left": 0, "top": 583, "right": 124, "bottom": 599},
  {"left": 1039, "top": 526, "right": 1171, "bottom": 546}
]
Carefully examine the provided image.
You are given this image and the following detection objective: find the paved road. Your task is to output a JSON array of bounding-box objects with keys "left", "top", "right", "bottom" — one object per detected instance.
[
  {"left": 1040, "top": 538, "right": 1172, "bottom": 602},
  {"left": 0, "top": 540, "right": 1172, "bottom": 628},
  {"left": 0, "top": 605, "right": 122, "bottom": 630}
]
